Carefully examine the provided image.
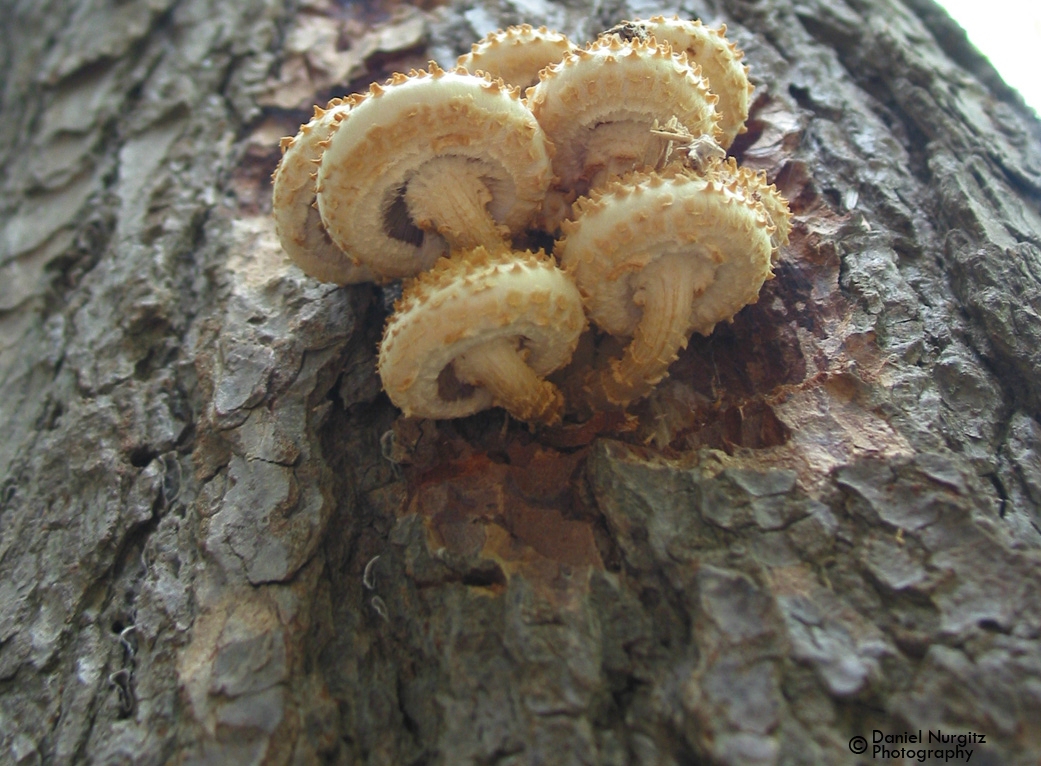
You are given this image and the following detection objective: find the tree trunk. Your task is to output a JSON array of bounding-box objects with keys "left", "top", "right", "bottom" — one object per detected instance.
[{"left": 2, "top": 0, "right": 1040, "bottom": 763}]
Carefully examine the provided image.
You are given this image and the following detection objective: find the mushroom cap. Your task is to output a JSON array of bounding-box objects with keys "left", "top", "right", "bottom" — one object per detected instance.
[
  {"left": 557, "top": 167, "right": 782, "bottom": 338},
  {"left": 711, "top": 157, "right": 791, "bottom": 254},
  {"left": 271, "top": 97, "right": 378, "bottom": 284},
  {"left": 317, "top": 65, "right": 554, "bottom": 281},
  {"left": 378, "top": 246, "right": 586, "bottom": 420},
  {"left": 525, "top": 35, "right": 720, "bottom": 193},
  {"left": 603, "top": 17, "right": 753, "bottom": 149},
  {"left": 457, "top": 24, "right": 576, "bottom": 89}
]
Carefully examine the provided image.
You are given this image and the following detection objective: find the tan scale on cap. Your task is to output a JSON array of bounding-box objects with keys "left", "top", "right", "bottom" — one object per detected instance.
[
  {"left": 525, "top": 35, "right": 721, "bottom": 197},
  {"left": 712, "top": 157, "right": 792, "bottom": 253},
  {"left": 378, "top": 246, "right": 586, "bottom": 425},
  {"left": 457, "top": 24, "right": 576, "bottom": 89},
  {"left": 603, "top": 16, "right": 754, "bottom": 149},
  {"left": 271, "top": 97, "right": 378, "bottom": 284},
  {"left": 316, "top": 64, "right": 554, "bottom": 281},
  {"left": 557, "top": 165, "right": 789, "bottom": 409}
]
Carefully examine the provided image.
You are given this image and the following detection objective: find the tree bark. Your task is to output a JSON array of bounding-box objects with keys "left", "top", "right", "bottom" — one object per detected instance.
[{"left": 1, "top": 0, "right": 1040, "bottom": 763}]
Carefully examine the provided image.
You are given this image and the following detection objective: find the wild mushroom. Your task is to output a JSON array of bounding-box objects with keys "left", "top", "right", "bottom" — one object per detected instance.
[
  {"left": 457, "top": 24, "right": 576, "bottom": 90},
  {"left": 271, "top": 97, "right": 377, "bottom": 284},
  {"left": 378, "top": 246, "right": 586, "bottom": 425},
  {"left": 557, "top": 165, "right": 790, "bottom": 410},
  {"left": 716, "top": 157, "right": 792, "bottom": 253},
  {"left": 603, "top": 17, "right": 754, "bottom": 149},
  {"left": 525, "top": 35, "right": 720, "bottom": 199},
  {"left": 316, "top": 64, "right": 554, "bottom": 281}
]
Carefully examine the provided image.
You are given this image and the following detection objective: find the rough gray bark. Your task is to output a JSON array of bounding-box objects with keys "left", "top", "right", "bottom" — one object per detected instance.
[{"left": 1, "top": 0, "right": 1040, "bottom": 763}]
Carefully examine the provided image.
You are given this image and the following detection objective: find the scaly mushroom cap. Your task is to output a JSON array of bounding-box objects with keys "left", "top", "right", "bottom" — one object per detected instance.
[
  {"left": 525, "top": 35, "right": 720, "bottom": 195},
  {"left": 457, "top": 25, "right": 576, "bottom": 89},
  {"left": 560, "top": 168, "right": 779, "bottom": 336},
  {"left": 378, "top": 246, "right": 586, "bottom": 424},
  {"left": 709, "top": 157, "right": 792, "bottom": 254},
  {"left": 603, "top": 16, "right": 753, "bottom": 149},
  {"left": 557, "top": 168, "right": 787, "bottom": 408},
  {"left": 317, "top": 64, "right": 554, "bottom": 281},
  {"left": 271, "top": 97, "right": 377, "bottom": 284}
]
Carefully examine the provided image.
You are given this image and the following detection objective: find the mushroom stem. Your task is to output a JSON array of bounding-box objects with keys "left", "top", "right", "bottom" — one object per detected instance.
[
  {"left": 585, "top": 253, "right": 702, "bottom": 408},
  {"left": 585, "top": 122, "right": 659, "bottom": 189},
  {"left": 404, "top": 158, "right": 509, "bottom": 251},
  {"left": 454, "top": 336, "right": 565, "bottom": 425}
]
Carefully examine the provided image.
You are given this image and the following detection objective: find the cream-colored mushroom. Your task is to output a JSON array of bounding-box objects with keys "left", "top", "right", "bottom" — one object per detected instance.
[
  {"left": 316, "top": 64, "right": 554, "bottom": 281},
  {"left": 457, "top": 24, "right": 576, "bottom": 89},
  {"left": 602, "top": 16, "right": 754, "bottom": 149},
  {"left": 715, "top": 157, "right": 792, "bottom": 253},
  {"left": 557, "top": 165, "right": 790, "bottom": 409},
  {"left": 271, "top": 97, "right": 377, "bottom": 284},
  {"left": 378, "top": 246, "right": 586, "bottom": 425},
  {"left": 526, "top": 35, "right": 720, "bottom": 199}
]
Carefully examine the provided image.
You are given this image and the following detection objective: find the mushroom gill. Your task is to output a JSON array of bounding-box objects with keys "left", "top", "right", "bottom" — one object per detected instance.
[
  {"left": 316, "top": 64, "right": 554, "bottom": 281},
  {"left": 557, "top": 166, "right": 789, "bottom": 410},
  {"left": 457, "top": 25, "right": 576, "bottom": 90},
  {"left": 603, "top": 16, "right": 754, "bottom": 149},
  {"left": 378, "top": 246, "right": 586, "bottom": 426},
  {"left": 526, "top": 35, "right": 720, "bottom": 200}
]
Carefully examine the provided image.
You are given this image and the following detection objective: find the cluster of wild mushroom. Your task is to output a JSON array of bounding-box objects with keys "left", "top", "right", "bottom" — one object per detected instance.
[{"left": 272, "top": 18, "right": 791, "bottom": 427}]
